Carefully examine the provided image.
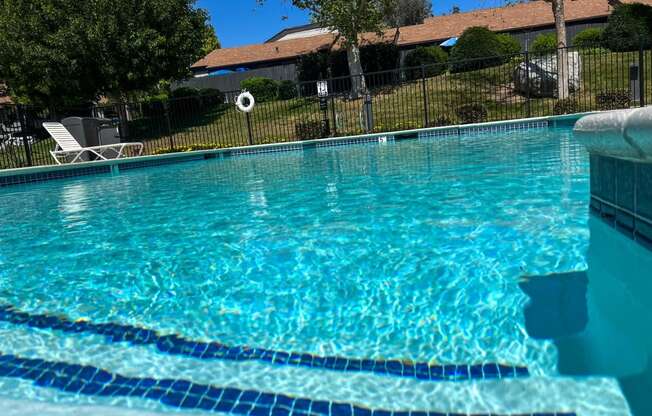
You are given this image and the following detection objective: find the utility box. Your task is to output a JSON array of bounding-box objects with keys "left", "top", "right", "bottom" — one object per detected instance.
[{"left": 61, "top": 117, "right": 120, "bottom": 148}]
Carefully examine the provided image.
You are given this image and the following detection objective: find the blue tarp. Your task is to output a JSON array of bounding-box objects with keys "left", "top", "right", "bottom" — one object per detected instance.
[{"left": 440, "top": 37, "right": 458, "bottom": 47}]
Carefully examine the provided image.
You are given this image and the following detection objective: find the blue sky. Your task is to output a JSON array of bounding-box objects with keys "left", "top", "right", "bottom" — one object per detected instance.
[{"left": 199, "top": 0, "right": 507, "bottom": 48}]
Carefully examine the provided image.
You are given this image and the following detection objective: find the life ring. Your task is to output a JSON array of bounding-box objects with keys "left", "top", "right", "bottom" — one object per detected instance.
[{"left": 235, "top": 91, "right": 255, "bottom": 113}]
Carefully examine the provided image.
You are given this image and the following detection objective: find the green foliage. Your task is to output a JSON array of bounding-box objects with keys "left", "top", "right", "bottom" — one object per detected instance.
[
  {"left": 171, "top": 87, "right": 201, "bottom": 99},
  {"left": 360, "top": 43, "right": 400, "bottom": 73},
  {"left": 0, "top": 0, "right": 211, "bottom": 106},
  {"left": 296, "top": 43, "right": 398, "bottom": 83},
  {"left": 403, "top": 46, "right": 448, "bottom": 79},
  {"left": 153, "top": 143, "right": 231, "bottom": 155},
  {"left": 240, "top": 77, "right": 280, "bottom": 103},
  {"left": 572, "top": 28, "right": 604, "bottom": 48},
  {"left": 553, "top": 98, "right": 580, "bottom": 115},
  {"left": 295, "top": 120, "right": 329, "bottom": 140},
  {"left": 603, "top": 4, "right": 652, "bottom": 52},
  {"left": 596, "top": 90, "right": 631, "bottom": 110},
  {"left": 290, "top": 0, "right": 396, "bottom": 49},
  {"left": 200, "top": 25, "right": 221, "bottom": 57},
  {"left": 277, "top": 81, "right": 298, "bottom": 100},
  {"left": 429, "top": 115, "right": 455, "bottom": 127},
  {"left": 496, "top": 33, "right": 522, "bottom": 57},
  {"left": 456, "top": 103, "right": 487, "bottom": 124},
  {"left": 385, "top": 0, "right": 432, "bottom": 27},
  {"left": 531, "top": 33, "right": 558, "bottom": 54},
  {"left": 450, "top": 27, "right": 505, "bottom": 73}
]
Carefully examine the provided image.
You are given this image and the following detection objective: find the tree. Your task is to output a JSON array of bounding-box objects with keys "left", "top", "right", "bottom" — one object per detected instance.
[
  {"left": 201, "top": 24, "right": 221, "bottom": 57},
  {"left": 385, "top": 0, "right": 432, "bottom": 27},
  {"left": 0, "top": 0, "right": 211, "bottom": 106},
  {"left": 261, "top": 0, "right": 396, "bottom": 98}
]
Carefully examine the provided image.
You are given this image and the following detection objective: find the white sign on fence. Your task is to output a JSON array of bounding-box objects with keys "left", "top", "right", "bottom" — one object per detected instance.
[{"left": 317, "top": 81, "right": 329, "bottom": 97}]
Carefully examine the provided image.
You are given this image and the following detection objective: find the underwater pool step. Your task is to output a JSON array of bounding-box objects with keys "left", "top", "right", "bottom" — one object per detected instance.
[
  {"left": 0, "top": 304, "right": 528, "bottom": 383},
  {"left": 0, "top": 352, "right": 575, "bottom": 416}
]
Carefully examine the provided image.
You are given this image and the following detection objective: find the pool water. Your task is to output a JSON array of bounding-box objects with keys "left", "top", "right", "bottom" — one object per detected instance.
[{"left": 0, "top": 126, "right": 647, "bottom": 415}]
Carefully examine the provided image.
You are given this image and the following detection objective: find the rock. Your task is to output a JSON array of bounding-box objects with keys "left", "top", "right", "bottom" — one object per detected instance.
[{"left": 513, "top": 51, "right": 581, "bottom": 98}]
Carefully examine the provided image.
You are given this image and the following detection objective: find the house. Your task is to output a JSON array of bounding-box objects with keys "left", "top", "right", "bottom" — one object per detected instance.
[{"left": 183, "top": 0, "right": 652, "bottom": 92}]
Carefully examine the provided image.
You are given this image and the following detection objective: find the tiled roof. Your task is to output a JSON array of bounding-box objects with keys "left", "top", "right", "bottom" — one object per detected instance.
[{"left": 193, "top": 0, "right": 652, "bottom": 71}]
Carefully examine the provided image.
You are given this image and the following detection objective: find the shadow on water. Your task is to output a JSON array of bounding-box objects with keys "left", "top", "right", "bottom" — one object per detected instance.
[{"left": 520, "top": 217, "right": 652, "bottom": 416}]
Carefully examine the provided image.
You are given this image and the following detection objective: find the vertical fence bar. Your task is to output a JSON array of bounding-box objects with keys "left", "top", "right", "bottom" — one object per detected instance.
[
  {"left": 16, "top": 105, "right": 33, "bottom": 167},
  {"left": 525, "top": 50, "right": 532, "bottom": 119},
  {"left": 245, "top": 112, "right": 254, "bottom": 145},
  {"left": 640, "top": 44, "right": 647, "bottom": 107},
  {"left": 421, "top": 66, "right": 429, "bottom": 128}
]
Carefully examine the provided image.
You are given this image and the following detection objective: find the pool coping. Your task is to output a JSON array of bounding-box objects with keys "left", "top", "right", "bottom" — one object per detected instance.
[{"left": 0, "top": 112, "right": 591, "bottom": 186}]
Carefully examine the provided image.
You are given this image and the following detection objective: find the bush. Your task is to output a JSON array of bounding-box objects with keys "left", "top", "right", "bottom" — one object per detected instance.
[
  {"left": 404, "top": 46, "right": 448, "bottom": 79},
  {"left": 429, "top": 115, "right": 455, "bottom": 127},
  {"left": 496, "top": 33, "right": 522, "bottom": 57},
  {"left": 240, "top": 77, "right": 279, "bottom": 102},
  {"left": 456, "top": 104, "right": 487, "bottom": 124},
  {"left": 603, "top": 4, "right": 652, "bottom": 52},
  {"left": 295, "top": 120, "right": 329, "bottom": 140},
  {"left": 277, "top": 80, "right": 297, "bottom": 100},
  {"left": 553, "top": 98, "right": 580, "bottom": 115},
  {"left": 199, "top": 88, "right": 225, "bottom": 107},
  {"left": 170, "top": 87, "right": 200, "bottom": 99},
  {"left": 531, "top": 33, "right": 557, "bottom": 54},
  {"left": 596, "top": 90, "right": 631, "bottom": 110},
  {"left": 450, "top": 27, "right": 505, "bottom": 73},
  {"left": 573, "top": 28, "right": 604, "bottom": 48}
]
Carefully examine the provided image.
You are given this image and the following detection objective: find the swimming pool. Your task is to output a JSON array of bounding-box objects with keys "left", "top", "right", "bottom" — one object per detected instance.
[{"left": 0, "top": 123, "right": 647, "bottom": 415}]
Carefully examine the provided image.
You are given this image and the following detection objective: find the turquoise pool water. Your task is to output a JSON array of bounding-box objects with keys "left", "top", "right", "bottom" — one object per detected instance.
[{"left": 0, "top": 125, "right": 646, "bottom": 415}]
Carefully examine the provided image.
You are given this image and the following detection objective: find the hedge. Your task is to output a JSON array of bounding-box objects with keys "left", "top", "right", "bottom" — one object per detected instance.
[
  {"left": 403, "top": 46, "right": 448, "bottom": 80},
  {"left": 240, "top": 77, "right": 279, "bottom": 103},
  {"left": 572, "top": 28, "right": 604, "bottom": 48},
  {"left": 450, "top": 27, "right": 505, "bottom": 73},
  {"left": 531, "top": 33, "right": 557, "bottom": 55}
]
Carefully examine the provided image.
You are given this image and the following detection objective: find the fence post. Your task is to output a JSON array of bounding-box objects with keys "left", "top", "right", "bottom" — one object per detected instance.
[
  {"left": 363, "top": 93, "right": 374, "bottom": 133},
  {"left": 163, "top": 101, "right": 175, "bottom": 150},
  {"left": 16, "top": 105, "right": 33, "bottom": 166},
  {"left": 245, "top": 112, "right": 254, "bottom": 145},
  {"left": 330, "top": 93, "right": 337, "bottom": 137},
  {"left": 421, "top": 66, "right": 429, "bottom": 128},
  {"left": 525, "top": 50, "right": 532, "bottom": 118},
  {"left": 639, "top": 44, "right": 646, "bottom": 107}
]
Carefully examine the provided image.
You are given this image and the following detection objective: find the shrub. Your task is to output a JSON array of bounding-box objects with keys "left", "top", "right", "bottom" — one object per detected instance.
[
  {"left": 170, "top": 87, "right": 200, "bottom": 99},
  {"left": 496, "top": 33, "right": 522, "bottom": 57},
  {"left": 240, "top": 77, "right": 279, "bottom": 102},
  {"left": 573, "top": 28, "right": 604, "bottom": 48},
  {"left": 603, "top": 4, "right": 652, "bottom": 52},
  {"left": 429, "top": 115, "right": 455, "bottom": 127},
  {"left": 199, "top": 88, "right": 226, "bottom": 107},
  {"left": 403, "top": 46, "right": 448, "bottom": 79},
  {"left": 295, "top": 120, "right": 329, "bottom": 140},
  {"left": 553, "top": 98, "right": 581, "bottom": 115},
  {"left": 531, "top": 33, "right": 557, "bottom": 55},
  {"left": 153, "top": 143, "right": 232, "bottom": 155},
  {"left": 450, "top": 27, "right": 505, "bottom": 73},
  {"left": 596, "top": 90, "right": 631, "bottom": 110},
  {"left": 277, "top": 80, "right": 298, "bottom": 100},
  {"left": 456, "top": 104, "right": 487, "bottom": 124}
]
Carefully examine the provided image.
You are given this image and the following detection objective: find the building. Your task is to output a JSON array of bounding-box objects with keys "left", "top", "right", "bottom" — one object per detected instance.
[{"left": 184, "top": 0, "right": 652, "bottom": 92}]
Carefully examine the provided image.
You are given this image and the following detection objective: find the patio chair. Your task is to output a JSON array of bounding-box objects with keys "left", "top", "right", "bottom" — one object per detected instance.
[{"left": 43, "top": 122, "right": 143, "bottom": 164}]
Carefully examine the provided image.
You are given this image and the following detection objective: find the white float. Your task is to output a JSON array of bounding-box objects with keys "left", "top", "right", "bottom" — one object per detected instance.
[
  {"left": 235, "top": 91, "right": 255, "bottom": 113},
  {"left": 574, "top": 106, "right": 652, "bottom": 160}
]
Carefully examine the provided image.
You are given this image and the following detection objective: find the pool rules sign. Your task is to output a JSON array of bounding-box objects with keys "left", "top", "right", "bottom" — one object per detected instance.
[{"left": 317, "top": 81, "right": 328, "bottom": 97}]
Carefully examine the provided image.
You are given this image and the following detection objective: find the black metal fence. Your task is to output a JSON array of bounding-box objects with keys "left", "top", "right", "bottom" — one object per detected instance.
[{"left": 1, "top": 45, "right": 651, "bottom": 170}]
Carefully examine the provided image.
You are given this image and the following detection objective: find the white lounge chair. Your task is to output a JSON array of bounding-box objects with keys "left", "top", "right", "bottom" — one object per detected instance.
[{"left": 43, "top": 122, "right": 143, "bottom": 164}]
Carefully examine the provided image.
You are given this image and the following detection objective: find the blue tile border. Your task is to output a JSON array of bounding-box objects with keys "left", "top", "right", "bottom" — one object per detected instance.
[
  {"left": 0, "top": 352, "right": 575, "bottom": 416},
  {"left": 0, "top": 165, "right": 111, "bottom": 187},
  {"left": 0, "top": 304, "right": 528, "bottom": 382}
]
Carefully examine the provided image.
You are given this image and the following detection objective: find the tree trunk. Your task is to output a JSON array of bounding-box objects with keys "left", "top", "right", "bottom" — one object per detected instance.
[
  {"left": 346, "top": 44, "right": 367, "bottom": 99},
  {"left": 552, "top": 0, "right": 570, "bottom": 99}
]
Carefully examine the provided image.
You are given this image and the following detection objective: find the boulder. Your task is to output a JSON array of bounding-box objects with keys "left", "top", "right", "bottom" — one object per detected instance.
[{"left": 513, "top": 51, "right": 581, "bottom": 98}]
